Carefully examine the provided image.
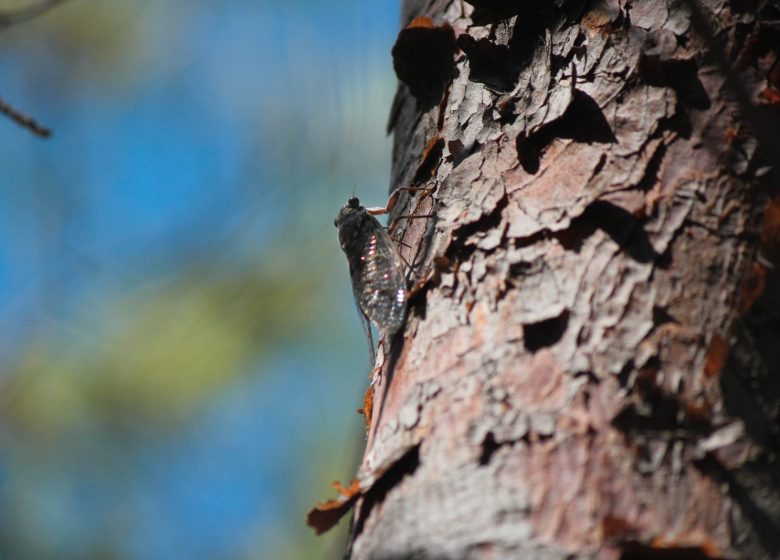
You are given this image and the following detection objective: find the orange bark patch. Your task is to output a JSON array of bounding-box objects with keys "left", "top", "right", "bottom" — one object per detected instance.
[
  {"left": 581, "top": 1, "right": 620, "bottom": 34},
  {"left": 601, "top": 515, "right": 637, "bottom": 539},
  {"left": 650, "top": 535, "right": 723, "bottom": 558},
  {"left": 684, "top": 398, "right": 713, "bottom": 422},
  {"left": 703, "top": 335, "right": 729, "bottom": 379},
  {"left": 759, "top": 86, "right": 780, "bottom": 104},
  {"left": 766, "top": 57, "right": 780, "bottom": 96},
  {"left": 760, "top": 196, "right": 780, "bottom": 262},
  {"left": 358, "top": 385, "right": 374, "bottom": 434},
  {"left": 332, "top": 478, "right": 360, "bottom": 497},
  {"left": 737, "top": 261, "right": 766, "bottom": 315},
  {"left": 407, "top": 15, "right": 434, "bottom": 29}
]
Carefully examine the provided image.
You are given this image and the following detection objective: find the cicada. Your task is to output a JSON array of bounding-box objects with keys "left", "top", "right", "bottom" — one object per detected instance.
[{"left": 335, "top": 196, "right": 407, "bottom": 363}]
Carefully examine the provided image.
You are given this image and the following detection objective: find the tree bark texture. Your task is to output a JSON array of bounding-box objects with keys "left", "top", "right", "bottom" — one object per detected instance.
[{"left": 340, "top": 1, "right": 780, "bottom": 558}]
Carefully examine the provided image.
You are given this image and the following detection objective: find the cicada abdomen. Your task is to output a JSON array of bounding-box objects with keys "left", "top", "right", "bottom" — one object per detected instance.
[{"left": 335, "top": 197, "right": 406, "bottom": 361}]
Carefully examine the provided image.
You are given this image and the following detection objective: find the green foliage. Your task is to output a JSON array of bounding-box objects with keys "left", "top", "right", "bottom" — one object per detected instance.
[
  {"left": 0, "top": 0, "right": 153, "bottom": 92},
  {"left": 3, "top": 254, "right": 326, "bottom": 439}
]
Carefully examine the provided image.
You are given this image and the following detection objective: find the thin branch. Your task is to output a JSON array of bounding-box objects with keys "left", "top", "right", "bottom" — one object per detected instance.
[
  {"left": 0, "top": 0, "right": 70, "bottom": 29},
  {"left": 0, "top": 0, "right": 69, "bottom": 137},
  {"left": 0, "top": 96, "right": 51, "bottom": 138}
]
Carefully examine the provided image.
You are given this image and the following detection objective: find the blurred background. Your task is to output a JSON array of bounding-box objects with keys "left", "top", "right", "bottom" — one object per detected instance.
[{"left": 0, "top": 0, "right": 398, "bottom": 558}]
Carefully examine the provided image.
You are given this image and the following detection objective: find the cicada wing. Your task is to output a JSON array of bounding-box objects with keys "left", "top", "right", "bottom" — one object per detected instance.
[
  {"left": 348, "top": 219, "right": 406, "bottom": 336},
  {"left": 355, "top": 301, "right": 375, "bottom": 365}
]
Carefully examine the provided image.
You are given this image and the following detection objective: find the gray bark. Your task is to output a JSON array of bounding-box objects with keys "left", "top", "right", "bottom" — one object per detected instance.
[{"left": 311, "top": 1, "right": 780, "bottom": 558}]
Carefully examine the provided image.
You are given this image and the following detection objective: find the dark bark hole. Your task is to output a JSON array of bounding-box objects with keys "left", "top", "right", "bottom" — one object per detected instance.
[
  {"left": 616, "top": 359, "right": 637, "bottom": 390},
  {"left": 409, "top": 288, "right": 428, "bottom": 320},
  {"left": 351, "top": 444, "right": 421, "bottom": 539},
  {"left": 515, "top": 132, "right": 542, "bottom": 174},
  {"left": 516, "top": 90, "right": 616, "bottom": 174},
  {"left": 652, "top": 305, "right": 677, "bottom": 326},
  {"left": 448, "top": 138, "right": 477, "bottom": 168},
  {"left": 523, "top": 309, "right": 569, "bottom": 352},
  {"left": 612, "top": 378, "right": 714, "bottom": 436},
  {"left": 392, "top": 21, "right": 456, "bottom": 112},
  {"left": 478, "top": 432, "right": 501, "bottom": 466},
  {"left": 635, "top": 143, "right": 667, "bottom": 192},
  {"left": 413, "top": 136, "right": 445, "bottom": 184},
  {"left": 619, "top": 543, "right": 724, "bottom": 560}
]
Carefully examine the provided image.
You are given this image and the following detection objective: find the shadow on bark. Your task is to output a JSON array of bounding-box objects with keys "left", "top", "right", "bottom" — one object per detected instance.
[
  {"left": 722, "top": 266, "right": 780, "bottom": 452},
  {"left": 619, "top": 543, "right": 725, "bottom": 559},
  {"left": 517, "top": 90, "right": 617, "bottom": 174},
  {"left": 708, "top": 266, "right": 780, "bottom": 556},
  {"left": 555, "top": 200, "right": 658, "bottom": 264},
  {"left": 350, "top": 444, "right": 421, "bottom": 541},
  {"left": 695, "top": 455, "right": 780, "bottom": 557},
  {"left": 639, "top": 55, "right": 711, "bottom": 111}
]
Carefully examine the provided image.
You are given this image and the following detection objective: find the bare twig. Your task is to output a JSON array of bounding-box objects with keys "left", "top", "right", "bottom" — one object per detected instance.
[
  {"left": 0, "top": 0, "right": 70, "bottom": 29},
  {"left": 0, "top": 0, "right": 69, "bottom": 137},
  {"left": 0, "top": 96, "right": 51, "bottom": 137}
]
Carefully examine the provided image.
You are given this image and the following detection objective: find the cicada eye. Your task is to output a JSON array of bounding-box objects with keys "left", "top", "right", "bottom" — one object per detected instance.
[{"left": 333, "top": 218, "right": 338, "bottom": 227}]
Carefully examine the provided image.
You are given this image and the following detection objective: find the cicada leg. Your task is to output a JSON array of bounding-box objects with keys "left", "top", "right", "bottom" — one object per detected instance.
[
  {"left": 371, "top": 185, "right": 437, "bottom": 286},
  {"left": 365, "top": 186, "right": 433, "bottom": 216}
]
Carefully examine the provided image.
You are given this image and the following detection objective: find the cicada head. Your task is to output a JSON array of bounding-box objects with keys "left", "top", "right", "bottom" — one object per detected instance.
[{"left": 335, "top": 197, "right": 372, "bottom": 256}]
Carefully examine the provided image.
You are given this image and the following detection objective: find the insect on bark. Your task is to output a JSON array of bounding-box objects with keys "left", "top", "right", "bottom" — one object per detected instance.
[{"left": 334, "top": 196, "right": 407, "bottom": 363}]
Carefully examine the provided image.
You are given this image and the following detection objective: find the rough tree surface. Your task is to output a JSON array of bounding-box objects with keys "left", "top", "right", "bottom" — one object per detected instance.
[{"left": 338, "top": 1, "right": 780, "bottom": 558}]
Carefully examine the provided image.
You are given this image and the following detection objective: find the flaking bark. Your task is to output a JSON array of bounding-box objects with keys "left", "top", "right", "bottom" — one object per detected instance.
[{"left": 346, "top": 1, "right": 780, "bottom": 558}]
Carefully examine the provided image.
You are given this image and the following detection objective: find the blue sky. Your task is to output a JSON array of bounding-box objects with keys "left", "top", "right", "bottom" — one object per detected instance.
[{"left": 0, "top": 1, "right": 400, "bottom": 558}]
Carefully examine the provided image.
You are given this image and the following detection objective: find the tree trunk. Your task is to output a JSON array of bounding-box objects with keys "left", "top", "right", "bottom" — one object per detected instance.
[{"left": 333, "top": 1, "right": 780, "bottom": 558}]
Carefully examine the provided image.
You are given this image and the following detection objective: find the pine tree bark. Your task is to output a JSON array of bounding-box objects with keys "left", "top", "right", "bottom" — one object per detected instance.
[{"left": 344, "top": 2, "right": 780, "bottom": 558}]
